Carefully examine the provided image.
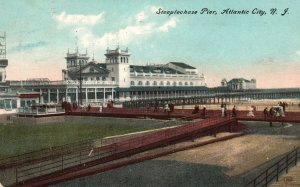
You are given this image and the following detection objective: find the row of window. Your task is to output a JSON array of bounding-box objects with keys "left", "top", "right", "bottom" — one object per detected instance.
[
  {"left": 65, "top": 77, "right": 107, "bottom": 81},
  {"left": 0, "top": 99, "right": 18, "bottom": 109},
  {"left": 107, "top": 56, "right": 129, "bottom": 63},
  {"left": 83, "top": 77, "right": 116, "bottom": 81},
  {"left": 131, "top": 81, "right": 194, "bottom": 86},
  {"left": 67, "top": 60, "right": 87, "bottom": 67},
  {"left": 83, "top": 77, "right": 106, "bottom": 81}
]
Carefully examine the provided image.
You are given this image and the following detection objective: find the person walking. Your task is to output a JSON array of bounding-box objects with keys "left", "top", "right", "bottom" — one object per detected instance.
[
  {"left": 247, "top": 107, "right": 255, "bottom": 117},
  {"left": 269, "top": 107, "right": 274, "bottom": 117},
  {"left": 232, "top": 105, "right": 237, "bottom": 117},
  {"left": 202, "top": 105, "right": 206, "bottom": 119},
  {"left": 221, "top": 103, "right": 225, "bottom": 117},
  {"left": 263, "top": 107, "right": 268, "bottom": 120}
]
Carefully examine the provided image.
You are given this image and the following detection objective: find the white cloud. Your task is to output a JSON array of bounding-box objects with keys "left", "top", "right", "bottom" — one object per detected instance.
[
  {"left": 158, "top": 17, "right": 178, "bottom": 32},
  {"left": 69, "top": 6, "right": 179, "bottom": 52},
  {"left": 135, "top": 11, "right": 148, "bottom": 22},
  {"left": 76, "top": 23, "right": 155, "bottom": 49},
  {"left": 297, "top": 51, "right": 300, "bottom": 56},
  {"left": 53, "top": 11, "right": 105, "bottom": 27}
]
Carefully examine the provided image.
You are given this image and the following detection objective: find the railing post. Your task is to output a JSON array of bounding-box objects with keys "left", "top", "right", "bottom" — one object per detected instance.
[
  {"left": 98, "top": 148, "right": 100, "bottom": 159},
  {"left": 286, "top": 155, "right": 289, "bottom": 174},
  {"left": 265, "top": 169, "right": 268, "bottom": 186},
  {"left": 276, "top": 162, "right": 279, "bottom": 181},
  {"left": 15, "top": 166, "right": 18, "bottom": 184},
  {"left": 80, "top": 150, "right": 82, "bottom": 164},
  {"left": 39, "top": 162, "right": 42, "bottom": 176},
  {"left": 61, "top": 154, "right": 64, "bottom": 171},
  {"left": 295, "top": 149, "right": 298, "bottom": 166}
]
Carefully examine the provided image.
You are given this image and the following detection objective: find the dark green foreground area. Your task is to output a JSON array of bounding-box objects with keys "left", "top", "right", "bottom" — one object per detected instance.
[{"left": 0, "top": 123, "right": 155, "bottom": 159}]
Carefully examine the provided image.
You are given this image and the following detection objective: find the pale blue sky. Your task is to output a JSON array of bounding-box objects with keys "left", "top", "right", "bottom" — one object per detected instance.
[{"left": 1, "top": 0, "right": 300, "bottom": 88}]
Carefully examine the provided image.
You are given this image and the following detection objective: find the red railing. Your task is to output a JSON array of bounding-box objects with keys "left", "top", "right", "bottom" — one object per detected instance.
[
  {"left": 13, "top": 117, "right": 236, "bottom": 186},
  {"left": 7, "top": 107, "right": 300, "bottom": 186}
]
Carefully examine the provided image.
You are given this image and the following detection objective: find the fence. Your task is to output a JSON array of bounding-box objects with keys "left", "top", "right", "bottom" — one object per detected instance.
[
  {"left": 0, "top": 138, "right": 95, "bottom": 169},
  {"left": 245, "top": 147, "right": 300, "bottom": 187}
]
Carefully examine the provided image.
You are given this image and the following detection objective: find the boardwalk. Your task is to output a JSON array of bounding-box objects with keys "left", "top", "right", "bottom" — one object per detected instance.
[
  {"left": 67, "top": 107, "right": 300, "bottom": 123},
  {"left": 2, "top": 108, "right": 300, "bottom": 186},
  {"left": 2, "top": 116, "right": 239, "bottom": 187},
  {"left": 53, "top": 121, "right": 300, "bottom": 187}
]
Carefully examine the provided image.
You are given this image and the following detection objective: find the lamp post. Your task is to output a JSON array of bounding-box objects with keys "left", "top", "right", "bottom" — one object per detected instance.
[{"left": 79, "top": 61, "right": 83, "bottom": 105}]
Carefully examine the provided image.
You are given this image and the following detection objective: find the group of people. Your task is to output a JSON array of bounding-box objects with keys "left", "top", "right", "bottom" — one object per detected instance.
[
  {"left": 62, "top": 101, "right": 73, "bottom": 112},
  {"left": 220, "top": 104, "right": 238, "bottom": 117},
  {"left": 278, "top": 101, "right": 288, "bottom": 112},
  {"left": 149, "top": 102, "right": 175, "bottom": 113},
  {"left": 61, "top": 100, "right": 96, "bottom": 113},
  {"left": 164, "top": 103, "right": 175, "bottom": 113},
  {"left": 263, "top": 106, "right": 285, "bottom": 119},
  {"left": 192, "top": 105, "right": 207, "bottom": 118}
]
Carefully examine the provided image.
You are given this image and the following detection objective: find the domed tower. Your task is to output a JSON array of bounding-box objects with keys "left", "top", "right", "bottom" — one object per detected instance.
[
  {"left": 63, "top": 49, "right": 90, "bottom": 80},
  {"left": 0, "top": 32, "right": 8, "bottom": 83},
  {"left": 221, "top": 78, "right": 227, "bottom": 87},
  {"left": 105, "top": 47, "right": 130, "bottom": 88}
]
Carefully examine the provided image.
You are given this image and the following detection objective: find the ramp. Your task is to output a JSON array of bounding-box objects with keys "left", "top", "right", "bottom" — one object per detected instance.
[{"left": 10, "top": 117, "right": 237, "bottom": 187}]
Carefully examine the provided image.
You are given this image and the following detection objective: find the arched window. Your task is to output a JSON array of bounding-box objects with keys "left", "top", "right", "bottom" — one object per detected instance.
[
  {"left": 185, "top": 82, "right": 188, "bottom": 86},
  {"left": 167, "top": 81, "right": 170, "bottom": 86},
  {"left": 90, "top": 67, "right": 94, "bottom": 73},
  {"left": 160, "top": 81, "right": 164, "bottom": 86},
  {"left": 190, "top": 82, "right": 193, "bottom": 86},
  {"left": 131, "top": 81, "right": 135, "bottom": 86},
  {"left": 146, "top": 81, "right": 150, "bottom": 86},
  {"left": 173, "top": 82, "right": 177, "bottom": 86},
  {"left": 153, "top": 81, "right": 157, "bottom": 86},
  {"left": 138, "top": 81, "right": 143, "bottom": 86},
  {"left": 179, "top": 82, "right": 182, "bottom": 86}
]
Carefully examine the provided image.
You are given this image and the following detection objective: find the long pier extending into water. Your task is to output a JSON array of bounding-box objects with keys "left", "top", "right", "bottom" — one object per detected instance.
[{"left": 123, "top": 88, "right": 300, "bottom": 108}]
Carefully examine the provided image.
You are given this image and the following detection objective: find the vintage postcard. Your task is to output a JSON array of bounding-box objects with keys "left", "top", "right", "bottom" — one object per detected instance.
[{"left": 0, "top": 0, "right": 300, "bottom": 187}]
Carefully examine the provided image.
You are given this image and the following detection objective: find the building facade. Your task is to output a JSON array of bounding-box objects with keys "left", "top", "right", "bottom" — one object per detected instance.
[
  {"left": 221, "top": 78, "right": 256, "bottom": 90},
  {"left": 5, "top": 46, "right": 207, "bottom": 106},
  {"left": 5, "top": 46, "right": 205, "bottom": 105}
]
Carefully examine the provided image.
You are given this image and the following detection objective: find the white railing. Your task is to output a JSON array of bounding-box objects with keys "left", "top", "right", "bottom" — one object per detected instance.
[
  {"left": 131, "top": 73, "right": 203, "bottom": 79},
  {"left": 17, "top": 106, "right": 65, "bottom": 115},
  {"left": 9, "top": 80, "right": 118, "bottom": 86}
]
